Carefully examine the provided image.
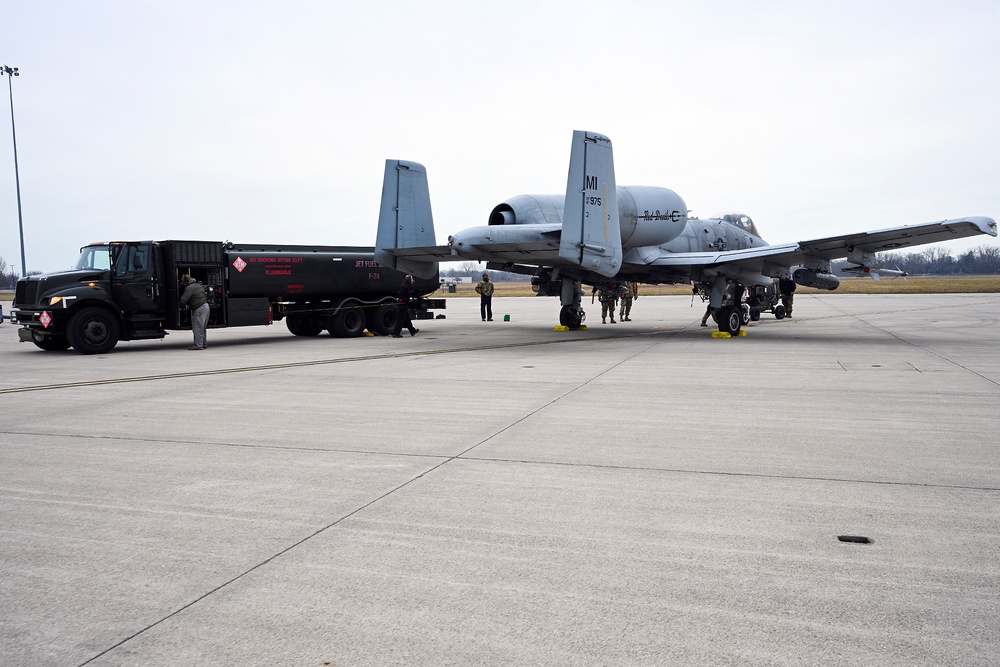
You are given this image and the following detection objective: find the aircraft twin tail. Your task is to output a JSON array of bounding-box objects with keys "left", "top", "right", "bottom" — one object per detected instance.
[{"left": 375, "top": 130, "right": 996, "bottom": 334}]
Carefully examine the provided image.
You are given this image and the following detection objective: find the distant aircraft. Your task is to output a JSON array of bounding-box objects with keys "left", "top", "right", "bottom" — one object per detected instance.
[{"left": 375, "top": 131, "right": 996, "bottom": 334}]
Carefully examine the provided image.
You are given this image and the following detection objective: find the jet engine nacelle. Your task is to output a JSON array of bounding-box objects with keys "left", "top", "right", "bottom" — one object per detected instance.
[
  {"left": 489, "top": 195, "right": 564, "bottom": 227},
  {"left": 487, "top": 186, "right": 687, "bottom": 250},
  {"left": 793, "top": 268, "right": 840, "bottom": 291},
  {"left": 617, "top": 186, "right": 687, "bottom": 249}
]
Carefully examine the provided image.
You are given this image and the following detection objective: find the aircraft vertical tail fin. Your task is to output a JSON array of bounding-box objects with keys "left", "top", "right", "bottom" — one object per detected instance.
[
  {"left": 558, "top": 131, "right": 622, "bottom": 277},
  {"left": 375, "top": 159, "right": 439, "bottom": 279}
]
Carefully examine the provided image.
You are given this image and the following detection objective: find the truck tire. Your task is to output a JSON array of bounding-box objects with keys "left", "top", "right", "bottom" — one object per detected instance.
[
  {"left": 286, "top": 314, "right": 323, "bottom": 336},
  {"left": 330, "top": 306, "right": 365, "bottom": 337},
  {"left": 67, "top": 307, "right": 121, "bottom": 354},
  {"left": 367, "top": 304, "right": 398, "bottom": 336},
  {"left": 32, "top": 332, "right": 72, "bottom": 351}
]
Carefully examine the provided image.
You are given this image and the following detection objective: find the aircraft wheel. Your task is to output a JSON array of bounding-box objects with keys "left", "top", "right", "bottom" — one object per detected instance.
[
  {"left": 330, "top": 306, "right": 365, "bottom": 337},
  {"left": 559, "top": 305, "right": 583, "bottom": 329},
  {"left": 367, "top": 304, "right": 398, "bottom": 336},
  {"left": 67, "top": 307, "right": 120, "bottom": 354},
  {"left": 741, "top": 304, "right": 751, "bottom": 325},
  {"left": 717, "top": 306, "right": 742, "bottom": 336},
  {"left": 774, "top": 305, "right": 786, "bottom": 320}
]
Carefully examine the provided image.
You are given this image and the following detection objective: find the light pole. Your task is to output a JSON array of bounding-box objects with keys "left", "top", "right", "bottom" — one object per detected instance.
[{"left": 2, "top": 64, "right": 26, "bottom": 277}]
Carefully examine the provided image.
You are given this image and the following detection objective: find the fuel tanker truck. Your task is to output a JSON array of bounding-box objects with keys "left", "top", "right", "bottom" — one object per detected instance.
[{"left": 11, "top": 240, "right": 444, "bottom": 354}]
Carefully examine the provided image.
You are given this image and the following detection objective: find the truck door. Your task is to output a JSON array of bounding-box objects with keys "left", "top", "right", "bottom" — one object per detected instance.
[{"left": 111, "top": 243, "right": 161, "bottom": 312}]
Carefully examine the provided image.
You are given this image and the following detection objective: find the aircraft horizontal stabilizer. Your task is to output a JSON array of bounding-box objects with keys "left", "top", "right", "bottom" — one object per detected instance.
[
  {"left": 558, "top": 131, "right": 623, "bottom": 277},
  {"left": 376, "top": 160, "right": 439, "bottom": 279}
]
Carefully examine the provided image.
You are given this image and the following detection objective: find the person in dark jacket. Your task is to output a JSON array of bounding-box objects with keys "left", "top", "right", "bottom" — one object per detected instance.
[
  {"left": 179, "top": 274, "right": 209, "bottom": 350},
  {"left": 779, "top": 277, "right": 796, "bottom": 318},
  {"left": 475, "top": 272, "right": 495, "bottom": 321},
  {"left": 391, "top": 275, "right": 419, "bottom": 337}
]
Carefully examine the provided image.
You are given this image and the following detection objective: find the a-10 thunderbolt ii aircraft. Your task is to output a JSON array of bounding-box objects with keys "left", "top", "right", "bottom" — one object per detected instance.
[{"left": 375, "top": 130, "right": 996, "bottom": 334}]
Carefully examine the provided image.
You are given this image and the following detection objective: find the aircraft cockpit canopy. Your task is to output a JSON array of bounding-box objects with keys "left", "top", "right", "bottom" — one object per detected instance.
[{"left": 719, "top": 212, "right": 760, "bottom": 237}]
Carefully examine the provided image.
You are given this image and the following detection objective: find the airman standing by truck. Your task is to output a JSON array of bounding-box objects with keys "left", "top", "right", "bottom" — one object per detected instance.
[{"left": 179, "top": 274, "right": 209, "bottom": 350}]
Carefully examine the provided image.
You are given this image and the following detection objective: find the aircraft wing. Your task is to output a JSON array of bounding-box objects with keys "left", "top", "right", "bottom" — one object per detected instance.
[
  {"left": 637, "top": 216, "right": 996, "bottom": 276},
  {"left": 795, "top": 216, "right": 996, "bottom": 260},
  {"left": 634, "top": 244, "right": 803, "bottom": 285}
]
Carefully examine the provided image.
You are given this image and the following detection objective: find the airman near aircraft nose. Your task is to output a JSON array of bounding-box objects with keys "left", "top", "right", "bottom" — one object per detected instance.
[
  {"left": 475, "top": 272, "right": 494, "bottom": 321},
  {"left": 779, "top": 277, "right": 796, "bottom": 318},
  {"left": 620, "top": 281, "right": 638, "bottom": 321},
  {"left": 700, "top": 303, "right": 712, "bottom": 326}
]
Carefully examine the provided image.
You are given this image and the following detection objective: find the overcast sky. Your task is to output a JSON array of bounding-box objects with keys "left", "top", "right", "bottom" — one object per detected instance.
[{"left": 2, "top": 1, "right": 998, "bottom": 274}]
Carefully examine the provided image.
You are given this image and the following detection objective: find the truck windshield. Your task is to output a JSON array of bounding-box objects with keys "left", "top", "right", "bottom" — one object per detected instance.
[{"left": 74, "top": 245, "right": 112, "bottom": 271}]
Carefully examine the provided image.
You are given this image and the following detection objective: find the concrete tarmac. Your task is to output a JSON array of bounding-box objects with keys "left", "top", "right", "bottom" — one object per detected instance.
[{"left": 1, "top": 293, "right": 998, "bottom": 666}]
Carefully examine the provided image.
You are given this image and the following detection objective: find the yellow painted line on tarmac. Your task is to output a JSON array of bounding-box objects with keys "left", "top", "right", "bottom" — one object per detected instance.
[{"left": 0, "top": 331, "right": 655, "bottom": 395}]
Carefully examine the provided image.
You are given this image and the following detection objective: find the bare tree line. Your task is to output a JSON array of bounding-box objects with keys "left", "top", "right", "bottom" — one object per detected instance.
[
  {"left": 0, "top": 257, "right": 39, "bottom": 290},
  {"left": 441, "top": 262, "right": 527, "bottom": 282},
  {"left": 833, "top": 244, "right": 1000, "bottom": 276}
]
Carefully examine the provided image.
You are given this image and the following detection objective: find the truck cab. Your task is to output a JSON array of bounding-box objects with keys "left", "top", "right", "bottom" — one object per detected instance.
[{"left": 13, "top": 241, "right": 168, "bottom": 353}]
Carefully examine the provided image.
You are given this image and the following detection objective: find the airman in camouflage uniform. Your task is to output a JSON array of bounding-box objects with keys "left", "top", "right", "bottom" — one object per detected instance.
[
  {"left": 779, "top": 277, "right": 795, "bottom": 318},
  {"left": 619, "top": 281, "right": 638, "bottom": 321},
  {"left": 596, "top": 285, "right": 620, "bottom": 324}
]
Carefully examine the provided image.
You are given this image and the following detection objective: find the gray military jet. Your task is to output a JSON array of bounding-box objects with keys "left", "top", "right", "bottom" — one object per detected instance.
[{"left": 376, "top": 131, "right": 996, "bottom": 334}]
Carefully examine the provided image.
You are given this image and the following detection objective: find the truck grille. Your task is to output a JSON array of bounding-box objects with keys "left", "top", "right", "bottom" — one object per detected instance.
[{"left": 14, "top": 280, "right": 38, "bottom": 307}]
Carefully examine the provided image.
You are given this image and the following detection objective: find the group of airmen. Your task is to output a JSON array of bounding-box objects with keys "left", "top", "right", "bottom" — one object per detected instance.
[
  {"left": 592, "top": 282, "right": 639, "bottom": 324},
  {"left": 476, "top": 274, "right": 796, "bottom": 328}
]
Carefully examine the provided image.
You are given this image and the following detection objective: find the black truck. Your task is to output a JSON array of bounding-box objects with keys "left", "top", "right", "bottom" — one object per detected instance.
[{"left": 11, "top": 240, "right": 443, "bottom": 354}]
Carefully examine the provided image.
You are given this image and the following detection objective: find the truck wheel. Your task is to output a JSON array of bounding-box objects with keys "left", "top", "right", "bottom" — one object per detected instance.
[
  {"left": 331, "top": 306, "right": 365, "bottom": 337},
  {"left": 750, "top": 308, "right": 761, "bottom": 322},
  {"left": 774, "top": 305, "right": 786, "bottom": 320},
  {"left": 32, "top": 332, "right": 72, "bottom": 351},
  {"left": 67, "top": 307, "right": 120, "bottom": 354},
  {"left": 300, "top": 315, "right": 323, "bottom": 336},
  {"left": 286, "top": 315, "right": 323, "bottom": 336},
  {"left": 367, "top": 304, "right": 398, "bottom": 336}
]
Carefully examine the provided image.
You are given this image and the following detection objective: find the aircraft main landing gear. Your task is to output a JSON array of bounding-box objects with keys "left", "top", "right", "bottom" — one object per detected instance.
[
  {"left": 558, "top": 277, "right": 586, "bottom": 329},
  {"left": 717, "top": 305, "right": 743, "bottom": 336},
  {"left": 559, "top": 304, "right": 584, "bottom": 329}
]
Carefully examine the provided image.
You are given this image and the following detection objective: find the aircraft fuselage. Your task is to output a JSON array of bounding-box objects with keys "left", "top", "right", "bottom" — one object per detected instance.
[{"left": 449, "top": 189, "right": 768, "bottom": 285}]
